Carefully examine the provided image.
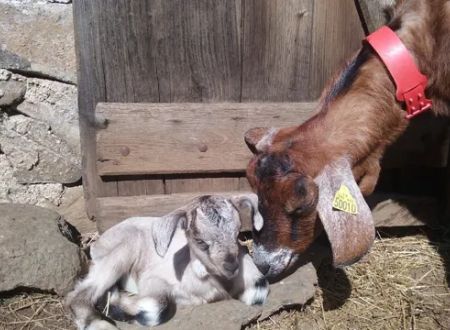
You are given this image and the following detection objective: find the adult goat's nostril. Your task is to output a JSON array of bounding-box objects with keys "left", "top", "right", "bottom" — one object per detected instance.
[{"left": 223, "top": 261, "right": 239, "bottom": 274}]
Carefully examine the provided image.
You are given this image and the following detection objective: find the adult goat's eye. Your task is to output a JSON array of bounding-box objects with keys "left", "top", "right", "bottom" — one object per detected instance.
[
  {"left": 289, "top": 205, "right": 311, "bottom": 218},
  {"left": 195, "top": 239, "right": 209, "bottom": 250}
]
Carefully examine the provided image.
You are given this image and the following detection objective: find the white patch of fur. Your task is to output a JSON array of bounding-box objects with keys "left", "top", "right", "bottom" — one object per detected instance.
[
  {"left": 252, "top": 244, "right": 296, "bottom": 278},
  {"left": 253, "top": 211, "right": 264, "bottom": 232},
  {"left": 85, "top": 319, "right": 118, "bottom": 330},
  {"left": 255, "top": 128, "right": 277, "bottom": 152},
  {"left": 240, "top": 285, "right": 269, "bottom": 305},
  {"left": 120, "top": 275, "right": 139, "bottom": 294},
  {"left": 192, "top": 259, "right": 208, "bottom": 279},
  {"left": 136, "top": 297, "right": 163, "bottom": 327}
]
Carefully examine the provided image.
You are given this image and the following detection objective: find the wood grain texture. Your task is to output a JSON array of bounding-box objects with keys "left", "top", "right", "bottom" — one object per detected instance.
[
  {"left": 165, "top": 177, "right": 240, "bottom": 194},
  {"left": 148, "top": 0, "right": 243, "bottom": 196},
  {"left": 355, "top": 0, "right": 397, "bottom": 34},
  {"left": 96, "top": 193, "right": 437, "bottom": 233},
  {"left": 74, "top": 0, "right": 245, "bottom": 215},
  {"left": 241, "top": 0, "right": 314, "bottom": 101},
  {"left": 73, "top": 0, "right": 107, "bottom": 217},
  {"left": 96, "top": 191, "right": 256, "bottom": 233},
  {"left": 152, "top": 0, "right": 242, "bottom": 102},
  {"left": 117, "top": 178, "right": 165, "bottom": 196},
  {"left": 96, "top": 102, "right": 318, "bottom": 176},
  {"left": 445, "top": 128, "right": 450, "bottom": 223},
  {"left": 309, "top": 0, "right": 365, "bottom": 99},
  {"left": 368, "top": 194, "right": 438, "bottom": 227}
]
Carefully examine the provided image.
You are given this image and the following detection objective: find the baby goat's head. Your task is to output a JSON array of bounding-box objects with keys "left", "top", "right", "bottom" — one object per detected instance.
[
  {"left": 152, "top": 195, "right": 260, "bottom": 280},
  {"left": 183, "top": 195, "right": 242, "bottom": 279}
]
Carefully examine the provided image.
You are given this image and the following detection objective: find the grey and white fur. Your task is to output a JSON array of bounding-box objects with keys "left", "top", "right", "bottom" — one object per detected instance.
[{"left": 66, "top": 195, "right": 269, "bottom": 330}]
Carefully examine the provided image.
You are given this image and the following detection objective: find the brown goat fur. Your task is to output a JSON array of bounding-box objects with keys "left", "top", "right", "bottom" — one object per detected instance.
[{"left": 246, "top": 0, "right": 450, "bottom": 272}]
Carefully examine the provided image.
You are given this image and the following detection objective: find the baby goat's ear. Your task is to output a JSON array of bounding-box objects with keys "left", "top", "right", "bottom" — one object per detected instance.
[
  {"left": 153, "top": 211, "right": 187, "bottom": 257},
  {"left": 231, "top": 194, "right": 263, "bottom": 232}
]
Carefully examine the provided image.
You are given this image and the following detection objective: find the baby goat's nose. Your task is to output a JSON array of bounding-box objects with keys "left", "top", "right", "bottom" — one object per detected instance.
[
  {"left": 223, "top": 254, "right": 239, "bottom": 274},
  {"left": 223, "top": 260, "right": 239, "bottom": 274}
]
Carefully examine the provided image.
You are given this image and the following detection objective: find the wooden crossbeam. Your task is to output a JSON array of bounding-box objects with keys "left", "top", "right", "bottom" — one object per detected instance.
[
  {"left": 95, "top": 192, "right": 437, "bottom": 233},
  {"left": 95, "top": 102, "right": 317, "bottom": 176},
  {"left": 96, "top": 103, "right": 449, "bottom": 178}
]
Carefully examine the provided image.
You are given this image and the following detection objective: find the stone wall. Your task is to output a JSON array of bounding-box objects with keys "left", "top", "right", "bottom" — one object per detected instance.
[
  {"left": 0, "top": 0, "right": 90, "bottom": 296},
  {"left": 0, "top": 0, "right": 83, "bottom": 212}
]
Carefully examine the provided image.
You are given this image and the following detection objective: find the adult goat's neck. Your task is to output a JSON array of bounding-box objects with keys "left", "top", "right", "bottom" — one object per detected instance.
[
  {"left": 274, "top": 50, "right": 408, "bottom": 177},
  {"left": 271, "top": 0, "right": 450, "bottom": 177}
]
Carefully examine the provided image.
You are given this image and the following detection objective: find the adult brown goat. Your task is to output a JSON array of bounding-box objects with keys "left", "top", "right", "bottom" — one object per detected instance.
[{"left": 245, "top": 0, "right": 450, "bottom": 278}]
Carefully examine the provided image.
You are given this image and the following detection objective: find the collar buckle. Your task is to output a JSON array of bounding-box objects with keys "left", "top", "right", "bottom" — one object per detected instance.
[
  {"left": 365, "top": 26, "right": 432, "bottom": 119},
  {"left": 402, "top": 84, "right": 432, "bottom": 119}
]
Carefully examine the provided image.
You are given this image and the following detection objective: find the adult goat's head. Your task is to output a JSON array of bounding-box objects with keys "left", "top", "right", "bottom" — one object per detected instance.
[{"left": 245, "top": 126, "right": 375, "bottom": 279}]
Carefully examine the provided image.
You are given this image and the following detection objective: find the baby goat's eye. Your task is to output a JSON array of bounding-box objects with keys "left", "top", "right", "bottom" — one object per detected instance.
[{"left": 195, "top": 238, "right": 209, "bottom": 250}]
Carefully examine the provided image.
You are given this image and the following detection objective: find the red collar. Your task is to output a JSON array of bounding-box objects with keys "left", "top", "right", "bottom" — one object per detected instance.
[{"left": 365, "top": 26, "right": 432, "bottom": 119}]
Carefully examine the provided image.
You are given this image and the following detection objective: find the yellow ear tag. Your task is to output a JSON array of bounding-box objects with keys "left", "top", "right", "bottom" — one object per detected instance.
[{"left": 332, "top": 184, "right": 358, "bottom": 214}]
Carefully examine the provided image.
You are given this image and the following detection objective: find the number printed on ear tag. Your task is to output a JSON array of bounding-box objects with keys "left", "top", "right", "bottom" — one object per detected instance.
[{"left": 332, "top": 184, "right": 358, "bottom": 214}]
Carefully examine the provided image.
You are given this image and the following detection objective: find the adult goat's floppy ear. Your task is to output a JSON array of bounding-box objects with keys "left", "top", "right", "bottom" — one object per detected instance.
[
  {"left": 244, "top": 127, "right": 277, "bottom": 154},
  {"left": 314, "top": 157, "right": 375, "bottom": 267},
  {"left": 153, "top": 210, "right": 187, "bottom": 257},
  {"left": 231, "top": 194, "right": 263, "bottom": 232}
]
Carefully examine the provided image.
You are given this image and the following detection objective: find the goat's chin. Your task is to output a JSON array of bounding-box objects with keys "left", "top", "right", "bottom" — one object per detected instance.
[
  {"left": 205, "top": 265, "right": 238, "bottom": 280},
  {"left": 222, "top": 268, "right": 239, "bottom": 280}
]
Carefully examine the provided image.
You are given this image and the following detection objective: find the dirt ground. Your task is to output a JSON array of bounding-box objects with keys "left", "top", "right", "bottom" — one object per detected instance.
[{"left": 1, "top": 228, "right": 449, "bottom": 330}]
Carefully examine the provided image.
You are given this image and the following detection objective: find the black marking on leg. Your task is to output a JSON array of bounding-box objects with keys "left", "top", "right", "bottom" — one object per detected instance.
[
  {"left": 107, "top": 304, "right": 135, "bottom": 322},
  {"left": 158, "top": 300, "right": 176, "bottom": 324},
  {"left": 254, "top": 277, "right": 268, "bottom": 289},
  {"left": 252, "top": 296, "right": 266, "bottom": 306},
  {"left": 136, "top": 311, "right": 153, "bottom": 326},
  {"left": 135, "top": 298, "right": 176, "bottom": 326}
]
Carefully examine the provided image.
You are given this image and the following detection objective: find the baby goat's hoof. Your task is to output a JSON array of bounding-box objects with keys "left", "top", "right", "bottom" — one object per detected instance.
[
  {"left": 240, "top": 277, "right": 269, "bottom": 305},
  {"left": 135, "top": 297, "right": 175, "bottom": 327}
]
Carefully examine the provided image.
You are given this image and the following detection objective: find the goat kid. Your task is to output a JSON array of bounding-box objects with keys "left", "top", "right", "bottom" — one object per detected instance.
[
  {"left": 245, "top": 0, "right": 450, "bottom": 277},
  {"left": 66, "top": 195, "right": 269, "bottom": 330}
]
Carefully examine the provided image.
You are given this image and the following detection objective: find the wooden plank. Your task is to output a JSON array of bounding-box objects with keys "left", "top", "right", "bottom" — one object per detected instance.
[
  {"left": 241, "top": 0, "right": 314, "bottom": 101},
  {"left": 445, "top": 128, "right": 450, "bottom": 223},
  {"left": 96, "top": 192, "right": 256, "bottom": 233},
  {"left": 73, "top": 0, "right": 108, "bottom": 216},
  {"left": 355, "top": 0, "right": 397, "bottom": 34},
  {"left": 238, "top": 177, "right": 252, "bottom": 191},
  {"left": 96, "top": 193, "right": 438, "bottom": 233},
  {"left": 165, "top": 177, "right": 240, "bottom": 194},
  {"left": 310, "top": 0, "right": 365, "bottom": 99},
  {"left": 117, "top": 178, "right": 165, "bottom": 196},
  {"left": 150, "top": 0, "right": 243, "bottom": 195},
  {"left": 96, "top": 102, "right": 318, "bottom": 176},
  {"left": 73, "top": 0, "right": 164, "bottom": 214},
  {"left": 152, "top": 0, "right": 242, "bottom": 102},
  {"left": 74, "top": 0, "right": 245, "bottom": 217},
  {"left": 368, "top": 194, "right": 438, "bottom": 227}
]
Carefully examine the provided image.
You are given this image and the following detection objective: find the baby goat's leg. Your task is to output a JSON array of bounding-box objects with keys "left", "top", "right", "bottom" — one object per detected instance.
[
  {"left": 108, "top": 276, "right": 175, "bottom": 327},
  {"left": 66, "top": 250, "right": 131, "bottom": 330},
  {"left": 232, "top": 252, "right": 269, "bottom": 305}
]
